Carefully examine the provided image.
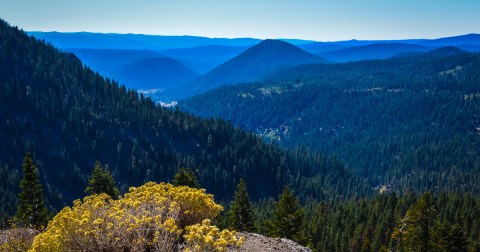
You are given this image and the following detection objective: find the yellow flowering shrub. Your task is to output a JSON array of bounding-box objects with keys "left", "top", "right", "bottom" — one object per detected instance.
[
  {"left": 184, "top": 219, "right": 244, "bottom": 252},
  {"left": 124, "top": 182, "right": 224, "bottom": 229},
  {"left": 29, "top": 182, "right": 228, "bottom": 252}
]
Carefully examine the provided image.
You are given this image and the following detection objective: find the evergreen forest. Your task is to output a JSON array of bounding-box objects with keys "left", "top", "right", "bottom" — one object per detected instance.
[
  {"left": 181, "top": 48, "right": 480, "bottom": 196},
  {"left": 0, "top": 19, "right": 364, "bottom": 224}
]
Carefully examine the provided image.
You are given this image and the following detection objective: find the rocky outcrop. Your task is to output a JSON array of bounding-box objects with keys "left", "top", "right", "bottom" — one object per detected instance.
[
  {"left": 230, "top": 232, "right": 311, "bottom": 252},
  {"left": 1, "top": 229, "right": 311, "bottom": 252}
]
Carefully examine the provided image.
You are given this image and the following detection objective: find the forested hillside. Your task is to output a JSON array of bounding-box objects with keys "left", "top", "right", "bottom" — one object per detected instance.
[
  {"left": 0, "top": 20, "right": 367, "bottom": 224},
  {"left": 181, "top": 49, "right": 480, "bottom": 195}
]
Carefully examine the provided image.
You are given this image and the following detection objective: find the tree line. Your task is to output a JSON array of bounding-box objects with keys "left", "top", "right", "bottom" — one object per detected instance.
[{"left": 9, "top": 152, "right": 480, "bottom": 251}]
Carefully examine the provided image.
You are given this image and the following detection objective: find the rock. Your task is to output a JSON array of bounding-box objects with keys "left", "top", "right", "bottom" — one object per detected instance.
[{"left": 229, "top": 232, "right": 311, "bottom": 252}]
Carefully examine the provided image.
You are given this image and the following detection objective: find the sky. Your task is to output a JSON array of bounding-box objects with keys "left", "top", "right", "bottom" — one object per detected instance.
[{"left": 1, "top": 0, "right": 479, "bottom": 41}]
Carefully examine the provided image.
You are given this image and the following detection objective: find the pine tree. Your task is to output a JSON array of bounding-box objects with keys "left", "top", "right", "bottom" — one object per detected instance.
[
  {"left": 172, "top": 167, "right": 200, "bottom": 188},
  {"left": 228, "top": 179, "right": 255, "bottom": 232},
  {"left": 402, "top": 192, "right": 438, "bottom": 252},
  {"left": 14, "top": 153, "right": 48, "bottom": 229},
  {"left": 268, "top": 186, "right": 306, "bottom": 243},
  {"left": 85, "top": 161, "right": 119, "bottom": 198}
]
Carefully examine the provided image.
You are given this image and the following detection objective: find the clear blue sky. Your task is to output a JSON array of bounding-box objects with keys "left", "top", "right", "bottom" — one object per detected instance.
[{"left": 1, "top": 0, "right": 479, "bottom": 41}]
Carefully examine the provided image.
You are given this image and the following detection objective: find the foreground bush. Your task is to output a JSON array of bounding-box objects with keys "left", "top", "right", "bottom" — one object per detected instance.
[
  {"left": 184, "top": 219, "right": 244, "bottom": 252},
  {"left": 30, "top": 182, "right": 236, "bottom": 252},
  {"left": 0, "top": 228, "right": 38, "bottom": 252}
]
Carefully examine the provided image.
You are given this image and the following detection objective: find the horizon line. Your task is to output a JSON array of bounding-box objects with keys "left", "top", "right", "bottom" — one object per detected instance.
[{"left": 25, "top": 30, "right": 480, "bottom": 43}]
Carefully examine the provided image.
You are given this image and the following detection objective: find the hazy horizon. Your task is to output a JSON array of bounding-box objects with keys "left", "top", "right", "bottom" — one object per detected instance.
[
  {"left": 24, "top": 30, "right": 480, "bottom": 43},
  {"left": 1, "top": 0, "right": 479, "bottom": 41}
]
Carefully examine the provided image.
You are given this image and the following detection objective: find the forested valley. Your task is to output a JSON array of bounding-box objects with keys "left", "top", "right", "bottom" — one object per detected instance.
[
  {"left": 0, "top": 19, "right": 365, "bottom": 224},
  {"left": 181, "top": 48, "right": 480, "bottom": 196},
  {"left": 1, "top": 18, "right": 479, "bottom": 251}
]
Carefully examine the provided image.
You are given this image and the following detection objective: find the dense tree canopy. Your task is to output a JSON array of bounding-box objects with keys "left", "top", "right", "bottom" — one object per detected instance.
[{"left": 246, "top": 192, "right": 480, "bottom": 251}]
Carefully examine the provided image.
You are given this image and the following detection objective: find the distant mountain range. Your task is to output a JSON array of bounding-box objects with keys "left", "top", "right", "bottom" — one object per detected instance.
[
  {"left": 162, "top": 39, "right": 326, "bottom": 100},
  {"left": 30, "top": 31, "right": 480, "bottom": 51},
  {"left": 416, "top": 33, "right": 480, "bottom": 47},
  {"left": 394, "top": 46, "right": 467, "bottom": 58},
  {"left": 28, "top": 32, "right": 316, "bottom": 50},
  {"left": 302, "top": 34, "right": 480, "bottom": 62},
  {"left": 311, "top": 33, "right": 480, "bottom": 48},
  {"left": 317, "top": 43, "right": 433, "bottom": 62},
  {"left": 112, "top": 57, "right": 200, "bottom": 90},
  {"left": 28, "top": 32, "right": 261, "bottom": 50},
  {"left": 67, "top": 48, "right": 162, "bottom": 76},
  {"left": 67, "top": 49, "right": 199, "bottom": 90},
  {"left": 29, "top": 32, "right": 480, "bottom": 101},
  {"left": 159, "top": 45, "right": 250, "bottom": 73}
]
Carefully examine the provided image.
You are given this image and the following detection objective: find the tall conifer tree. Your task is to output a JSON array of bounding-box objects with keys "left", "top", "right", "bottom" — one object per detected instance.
[
  {"left": 401, "top": 192, "right": 438, "bottom": 252},
  {"left": 14, "top": 153, "right": 48, "bottom": 229},
  {"left": 228, "top": 179, "right": 255, "bottom": 232},
  {"left": 172, "top": 167, "right": 200, "bottom": 188},
  {"left": 85, "top": 161, "right": 119, "bottom": 198},
  {"left": 268, "top": 186, "right": 306, "bottom": 243}
]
